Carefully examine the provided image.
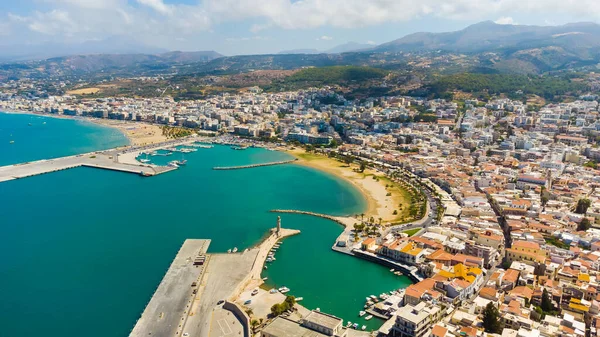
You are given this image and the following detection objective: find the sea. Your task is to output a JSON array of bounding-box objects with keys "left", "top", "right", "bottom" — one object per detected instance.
[{"left": 0, "top": 112, "right": 412, "bottom": 336}]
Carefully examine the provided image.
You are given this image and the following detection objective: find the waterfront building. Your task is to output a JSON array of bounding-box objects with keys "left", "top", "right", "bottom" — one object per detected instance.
[{"left": 389, "top": 302, "right": 442, "bottom": 337}]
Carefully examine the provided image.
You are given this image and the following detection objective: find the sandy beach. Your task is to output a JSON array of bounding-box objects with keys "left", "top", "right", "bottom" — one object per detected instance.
[
  {"left": 287, "top": 148, "right": 413, "bottom": 225},
  {"left": 85, "top": 119, "right": 168, "bottom": 146}
]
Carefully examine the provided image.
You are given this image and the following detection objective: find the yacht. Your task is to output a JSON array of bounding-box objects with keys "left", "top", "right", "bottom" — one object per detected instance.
[
  {"left": 278, "top": 286, "right": 290, "bottom": 294},
  {"left": 365, "top": 315, "right": 373, "bottom": 321},
  {"left": 167, "top": 161, "right": 179, "bottom": 168},
  {"left": 359, "top": 311, "right": 366, "bottom": 317}
]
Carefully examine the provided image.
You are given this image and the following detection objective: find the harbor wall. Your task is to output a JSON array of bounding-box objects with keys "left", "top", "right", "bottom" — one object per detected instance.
[
  {"left": 223, "top": 301, "right": 251, "bottom": 337},
  {"left": 213, "top": 159, "right": 297, "bottom": 170},
  {"left": 348, "top": 250, "right": 422, "bottom": 283}
]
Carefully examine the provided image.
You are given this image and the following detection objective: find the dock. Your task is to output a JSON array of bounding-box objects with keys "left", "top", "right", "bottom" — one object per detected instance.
[
  {"left": 0, "top": 138, "right": 197, "bottom": 183},
  {"left": 130, "top": 239, "right": 211, "bottom": 337}
]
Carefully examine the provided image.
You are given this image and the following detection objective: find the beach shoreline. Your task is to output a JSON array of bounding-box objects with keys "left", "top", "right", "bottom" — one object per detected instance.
[
  {"left": 285, "top": 148, "right": 410, "bottom": 225},
  {"left": 0, "top": 110, "right": 167, "bottom": 146}
]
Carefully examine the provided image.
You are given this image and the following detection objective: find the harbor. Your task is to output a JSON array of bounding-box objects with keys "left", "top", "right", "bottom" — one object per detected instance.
[
  {"left": 0, "top": 137, "right": 201, "bottom": 183},
  {"left": 130, "top": 223, "right": 301, "bottom": 337}
]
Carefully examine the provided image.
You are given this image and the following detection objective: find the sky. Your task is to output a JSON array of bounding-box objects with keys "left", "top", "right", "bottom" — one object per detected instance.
[{"left": 1, "top": 0, "right": 600, "bottom": 56}]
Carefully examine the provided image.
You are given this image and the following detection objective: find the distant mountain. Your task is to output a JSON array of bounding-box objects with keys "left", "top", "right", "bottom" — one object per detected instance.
[
  {"left": 325, "top": 42, "right": 373, "bottom": 54},
  {"left": 375, "top": 21, "right": 600, "bottom": 53},
  {"left": 0, "top": 36, "right": 169, "bottom": 62},
  {"left": 277, "top": 42, "right": 373, "bottom": 55},
  {"left": 374, "top": 21, "right": 600, "bottom": 73},
  {"left": 278, "top": 49, "right": 320, "bottom": 55}
]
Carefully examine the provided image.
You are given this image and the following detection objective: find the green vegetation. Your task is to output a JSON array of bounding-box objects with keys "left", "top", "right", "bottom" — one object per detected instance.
[
  {"left": 578, "top": 218, "right": 592, "bottom": 231},
  {"left": 545, "top": 236, "right": 569, "bottom": 249},
  {"left": 429, "top": 73, "right": 586, "bottom": 101},
  {"left": 403, "top": 228, "right": 420, "bottom": 237},
  {"left": 161, "top": 126, "right": 194, "bottom": 139},
  {"left": 575, "top": 198, "right": 592, "bottom": 214},
  {"left": 534, "top": 288, "right": 559, "bottom": 319},
  {"left": 270, "top": 296, "right": 296, "bottom": 317},
  {"left": 584, "top": 161, "right": 598, "bottom": 169},
  {"left": 482, "top": 302, "right": 502, "bottom": 333},
  {"left": 263, "top": 66, "right": 387, "bottom": 92}
]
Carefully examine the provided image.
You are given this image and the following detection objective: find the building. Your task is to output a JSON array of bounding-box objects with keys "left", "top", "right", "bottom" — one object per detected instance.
[
  {"left": 287, "top": 131, "right": 332, "bottom": 145},
  {"left": 390, "top": 302, "right": 442, "bottom": 337},
  {"left": 261, "top": 310, "right": 346, "bottom": 337}
]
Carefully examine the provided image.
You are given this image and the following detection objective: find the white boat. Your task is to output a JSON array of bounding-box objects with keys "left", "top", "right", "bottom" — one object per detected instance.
[
  {"left": 227, "top": 249, "right": 232, "bottom": 253},
  {"left": 278, "top": 286, "right": 290, "bottom": 294},
  {"left": 359, "top": 311, "right": 366, "bottom": 317},
  {"left": 262, "top": 277, "right": 268, "bottom": 281},
  {"left": 295, "top": 297, "right": 303, "bottom": 301},
  {"left": 232, "top": 247, "right": 238, "bottom": 253},
  {"left": 369, "top": 295, "right": 377, "bottom": 300},
  {"left": 352, "top": 323, "right": 359, "bottom": 329},
  {"left": 365, "top": 315, "right": 373, "bottom": 321},
  {"left": 266, "top": 258, "right": 273, "bottom": 262},
  {"left": 346, "top": 322, "right": 352, "bottom": 328},
  {"left": 361, "top": 325, "right": 366, "bottom": 331},
  {"left": 140, "top": 159, "right": 151, "bottom": 163},
  {"left": 168, "top": 161, "right": 179, "bottom": 167},
  {"left": 390, "top": 269, "right": 395, "bottom": 272}
]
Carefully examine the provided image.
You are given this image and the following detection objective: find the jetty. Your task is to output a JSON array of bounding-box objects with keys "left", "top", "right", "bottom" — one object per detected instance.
[
  {"left": 269, "top": 209, "right": 356, "bottom": 227},
  {"left": 130, "top": 226, "right": 300, "bottom": 337},
  {"left": 213, "top": 159, "right": 297, "bottom": 170},
  {"left": 0, "top": 138, "right": 197, "bottom": 183}
]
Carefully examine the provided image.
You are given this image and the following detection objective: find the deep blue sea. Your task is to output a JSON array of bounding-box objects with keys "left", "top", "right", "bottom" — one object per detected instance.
[{"left": 0, "top": 112, "right": 411, "bottom": 336}]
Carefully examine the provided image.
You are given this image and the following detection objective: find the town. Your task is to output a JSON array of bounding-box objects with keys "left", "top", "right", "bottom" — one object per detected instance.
[{"left": 2, "top": 76, "right": 600, "bottom": 337}]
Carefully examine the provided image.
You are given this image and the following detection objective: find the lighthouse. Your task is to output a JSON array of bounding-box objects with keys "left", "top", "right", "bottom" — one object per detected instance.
[{"left": 277, "top": 216, "right": 281, "bottom": 236}]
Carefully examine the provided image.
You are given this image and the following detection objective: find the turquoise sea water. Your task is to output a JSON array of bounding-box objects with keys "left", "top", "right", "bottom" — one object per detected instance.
[
  {"left": 0, "top": 112, "right": 129, "bottom": 166},
  {"left": 0, "top": 113, "right": 411, "bottom": 336}
]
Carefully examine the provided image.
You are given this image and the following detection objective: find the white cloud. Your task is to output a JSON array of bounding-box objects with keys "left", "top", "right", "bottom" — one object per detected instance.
[
  {"left": 495, "top": 16, "right": 516, "bottom": 25},
  {"left": 136, "top": 0, "right": 174, "bottom": 15},
  {"left": 317, "top": 35, "right": 333, "bottom": 41},
  {"left": 5, "top": 0, "right": 600, "bottom": 50}
]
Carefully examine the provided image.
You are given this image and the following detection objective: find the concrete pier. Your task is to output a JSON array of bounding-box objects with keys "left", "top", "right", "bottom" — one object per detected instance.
[
  {"left": 130, "top": 239, "right": 211, "bottom": 337},
  {"left": 0, "top": 138, "right": 197, "bottom": 183},
  {"left": 213, "top": 159, "right": 298, "bottom": 170}
]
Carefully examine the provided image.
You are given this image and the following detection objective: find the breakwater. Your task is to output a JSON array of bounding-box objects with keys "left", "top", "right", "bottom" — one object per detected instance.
[
  {"left": 213, "top": 159, "right": 297, "bottom": 170},
  {"left": 269, "top": 209, "right": 355, "bottom": 227}
]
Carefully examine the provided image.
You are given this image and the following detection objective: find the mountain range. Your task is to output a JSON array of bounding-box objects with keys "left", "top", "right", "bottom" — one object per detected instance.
[{"left": 3, "top": 21, "right": 600, "bottom": 78}]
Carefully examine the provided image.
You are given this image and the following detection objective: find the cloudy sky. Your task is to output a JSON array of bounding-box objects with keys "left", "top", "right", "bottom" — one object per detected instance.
[{"left": 1, "top": 0, "right": 600, "bottom": 56}]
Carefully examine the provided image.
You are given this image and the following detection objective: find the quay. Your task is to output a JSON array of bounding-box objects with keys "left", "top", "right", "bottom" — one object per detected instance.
[
  {"left": 130, "top": 239, "right": 211, "bottom": 337},
  {"left": 130, "top": 225, "right": 300, "bottom": 337},
  {"left": 213, "top": 159, "right": 297, "bottom": 170},
  {"left": 0, "top": 138, "right": 198, "bottom": 183}
]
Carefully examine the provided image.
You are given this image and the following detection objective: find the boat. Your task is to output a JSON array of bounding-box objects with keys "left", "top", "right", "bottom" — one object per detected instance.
[
  {"left": 269, "top": 289, "right": 278, "bottom": 294},
  {"left": 352, "top": 323, "right": 359, "bottom": 329},
  {"left": 278, "top": 286, "right": 290, "bottom": 294},
  {"left": 9, "top": 140, "right": 14, "bottom": 144},
  {"left": 365, "top": 315, "right": 373, "bottom": 321},
  {"left": 361, "top": 325, "right": 366, "bottom": 331},
  {"left": 346, "top": 322, "right": 352, "bottom": 328},
  {"left": 168, "top": 161, "right": 179, "bottom": 168},
  {"left": 359, "top": 311, "right": 366, "bottom": 317},
  {"left": 227, "top": 249, "right": 232, "bottom": 253},
  {"left": 42, "top": 122, "right": 46, "bottom": 125},
  {"left": 251, "top": 289, "right": 259, "bottom": 296},
  {"left": 369, "top": 295, "right": 377, "bottom": 300},
  {"left": 262, "top": 277, "right": 268, "bottom": 281},
  {"left": 139, "top": 171, "right": 152, "bottom": 177},
  {"left": 232, "top": 247, "right": 238, "bottom": 253},
  {"left": 295, "top": 297, "right": 303, "bottom": 301},
  {"left": 176, "top": 159, "right": 187, "bottom": 166},
  {"left": 266, "top": 258, "right": 273, "bottom": 262},
  {"left": 139, "top": 153, "right": 151, "bottom": 163}
]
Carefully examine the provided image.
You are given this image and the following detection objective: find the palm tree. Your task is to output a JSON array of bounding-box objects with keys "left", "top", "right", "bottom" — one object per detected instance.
[
  {"left": 360, "top": 213, "right": 365, "bottom": 221},
  {"left": 378, "top": 217, "right": 382, "bottom": 226}
]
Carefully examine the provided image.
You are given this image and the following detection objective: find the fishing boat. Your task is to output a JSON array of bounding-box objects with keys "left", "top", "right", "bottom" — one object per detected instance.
[
  {"left": 227, "top": 249, "right": 232, "bottom": 253},
  {"left": 346, "top": 322, "right": 352, "bottom": 328},
  {"left": 266, "top": 257, "right": 273, "bottom": 262},
  {"left": 359, "top": 311, "right": 366, "bottom": 317},
  {"left": 232, "top": 247, "right": 238, "bottom": 253},
  {"left": 369, "top": 295, "right": 377, "bottom": 301},
  {"left": 278, "top": 286, "right": 290, "bottom": 294},
  {"left": 365, "top": 315, "right": 373, "bottom": 321},
  {"left": 361, "top": 325, "right": 366, "bottom": 331},
  {"left": 352, "top": 323, "right": 359, "bottom": 329}
]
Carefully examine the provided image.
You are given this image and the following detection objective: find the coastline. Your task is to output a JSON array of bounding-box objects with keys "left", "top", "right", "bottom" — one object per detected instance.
[
  {"left": 0, "top": 110, "right": 167, "bottom": 146},
  {"left": 286, "top": 148, "right": 410, "bottom": 225}
]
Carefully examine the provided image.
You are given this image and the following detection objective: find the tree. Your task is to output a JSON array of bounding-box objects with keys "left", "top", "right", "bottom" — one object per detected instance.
[
  {"left": 575, "top": 198, "right": 592, "bottom": 214},
  {"left": 250, "top": 319, "right": 259, "bottom": 331},
  {"left": 577, "top": 218, "right": 592, "bottom": 231},
  {"left": 359, "top": 161, "right": 366, "bottom": 173},
  {"left": 343, "top": 156, "right": 353, "bottom": 166},
  {"left": 541, "top": 288, "right": 553, "bottom": 313},
  {"left": 482, "top": 302, "right": 502, "bottom": 333}
]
